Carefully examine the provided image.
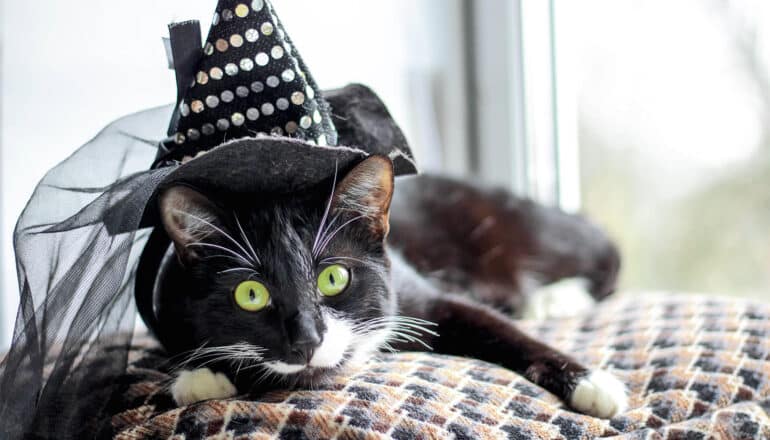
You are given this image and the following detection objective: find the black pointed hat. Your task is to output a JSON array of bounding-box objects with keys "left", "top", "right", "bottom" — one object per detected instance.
[
  {"left": 169, "top": 0, "right": 337, "bottom": 152},
  {"left": 0, "top": 1, "right": 416, "bottom": 437},
  {"left": 144, "top": 0, "right": 417, "bottom": 226}
]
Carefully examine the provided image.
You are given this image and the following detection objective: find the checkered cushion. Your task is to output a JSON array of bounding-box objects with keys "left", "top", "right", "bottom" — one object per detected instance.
[{"left": 110, "top": 295, "right": 770, "bottom": 439}]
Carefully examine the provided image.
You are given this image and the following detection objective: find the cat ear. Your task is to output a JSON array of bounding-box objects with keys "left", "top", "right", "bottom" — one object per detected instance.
[
  {"left": 333, "top": 155, "right": 395, "bottom": 237},
  {"left": 159, "top": 185, "right": 224, "bottom": 262}
]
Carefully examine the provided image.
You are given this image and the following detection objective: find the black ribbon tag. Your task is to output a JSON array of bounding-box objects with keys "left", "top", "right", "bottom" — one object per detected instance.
[{"left": 165, "top": 20, "right": 202, "bottom": 136}]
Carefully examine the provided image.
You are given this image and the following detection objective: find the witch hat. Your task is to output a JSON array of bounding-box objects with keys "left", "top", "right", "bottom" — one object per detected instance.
[
  {"left": 0, "top": 1, "right": 416, "bottom": 437},
  {"left": 161, "top": 0, "right": 339, "bottom": 162},
  {"left": 136, "top": 0, "right": 416, "bottom": 227}
]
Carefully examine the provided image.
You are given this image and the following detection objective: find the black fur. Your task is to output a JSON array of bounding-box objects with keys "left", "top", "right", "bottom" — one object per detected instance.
[{"left": 157, "top": 183, "right": 395, "bottom": 390}]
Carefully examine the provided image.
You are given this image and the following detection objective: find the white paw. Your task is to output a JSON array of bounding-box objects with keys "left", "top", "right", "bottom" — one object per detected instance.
[
  {"left": 171, "top": 368, "right": 237, "bottom": 406},
  {"left": 570, "top": 370, "right": 628, "bottom": 418},
  {"left": 522, "top": 277, "right": 596, "bottom": 319}
]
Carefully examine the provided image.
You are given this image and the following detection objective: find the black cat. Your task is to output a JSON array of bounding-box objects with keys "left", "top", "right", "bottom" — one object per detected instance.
[{"left": 155, "top": 156, "right": 627, "bottom": 418}]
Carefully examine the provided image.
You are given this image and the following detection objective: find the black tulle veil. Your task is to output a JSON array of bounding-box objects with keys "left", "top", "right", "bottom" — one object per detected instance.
[{"left": 0, "top": 105, "right": 175, "bottom": 438}]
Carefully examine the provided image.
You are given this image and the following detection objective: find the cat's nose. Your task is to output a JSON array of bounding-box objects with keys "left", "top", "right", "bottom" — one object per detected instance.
[
  {"left": 286, "top": 311, "right": 322, "bottom": 363},
  {"left": 290, "top": 342, "right": 317, "bottom": 365}
]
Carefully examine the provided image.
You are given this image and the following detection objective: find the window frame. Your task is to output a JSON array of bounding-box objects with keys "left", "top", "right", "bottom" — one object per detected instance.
[{"left": 466, "top": 0, "right": 580, "bottom": 211}]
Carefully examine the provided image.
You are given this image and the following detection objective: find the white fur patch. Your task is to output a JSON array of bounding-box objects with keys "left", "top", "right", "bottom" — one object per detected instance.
[
  {"left": 570, "top": 370, "right": 628, "bottom": 418},
  {"left": 171, "top": 368, "right": 237, "bottom": 406},
  {"left": 309, "top": 310, "right": 354, "bottom": 368},
  {"left": 522, "top": 277, "right": 596, "bottom": 319},
  {"left": 263, "top": 309, "right": 356, "bottom": 376},
  {"left": 349, "top": 327, "right": 392, "bottom": 366}
]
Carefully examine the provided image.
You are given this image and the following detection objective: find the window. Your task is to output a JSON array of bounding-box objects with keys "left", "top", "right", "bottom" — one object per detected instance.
[{"left": 560, "top": 0, "right": 770, "bottom": 299}]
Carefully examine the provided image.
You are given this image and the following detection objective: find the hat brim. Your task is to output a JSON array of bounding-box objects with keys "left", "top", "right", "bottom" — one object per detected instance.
[
  {"left": 140, "top": 137, "right": 368, "bottom": 227},
  {"left": 139, "top": 83, "right": 418, "bottom": 227},
  {"left": 324, "top": 83, "right": 417, "bottom": 176}
]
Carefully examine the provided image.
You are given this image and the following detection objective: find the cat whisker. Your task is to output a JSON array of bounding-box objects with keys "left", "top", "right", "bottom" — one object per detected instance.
[
  {"left": 185, "top": 353, "right": 264, "bottom": 372},
  {"left": 240, "top": 362, "right": 268, "bottom": 373},
  {"left": 386, "top": 330, "right": 424, "bottom": 345},
  {"left": 387, "top": 322, "right": 439, "bottom": 337},
  {"left": 251, "top": 366, "right": 271, "bottom": 386},
  {"left": 170, "top": 343, "right": 267, "bottom": 373},
  {"left": 218, "top": 267, "right": 260, "bottom": 276},
  {"left": 234, "top": 213, "right": 261, "bottom": 265},
  {"left": 175, "top": 210, "right": 257, "bottom": 266},
  {"left": 186, "top": 242, "right": 254, "bottom": 267},
  {"left": 202, "top": 254, "right": 254, "bottom": 265},
  {"left": 380, "top": 326, "right": 434, "bottom": 350},
  {"left": 377, "top": 342, "right": 398, "bottom": 353},
  {"left": 369, "top": 317, "right": 438, "bottom": 333},
  {"left": 312, "top": 163, "right": 339, "bottom": 257},
  {"left": 164, "top": 341, "right": 212, "bottom": 371},
  {"left": 351, "top": 316, "right": 438, "bottom": 333},
  {"left": 381, "top": 326, "right": 429, "bottom": 339},
  {"left": 319, "top": 256, "right": 378, "bottom": 269},
  {"left": 313, "top": 211, "right": 342, "bottom": 257},
  {"left": 315, "top": 214, "right": 367, "bottom": 258},
  {"left": 245, "top": 364, "right": 287, "bottom": 392},
  {"left": 350, "top": 316, "right": 438, "bottom": 351}
]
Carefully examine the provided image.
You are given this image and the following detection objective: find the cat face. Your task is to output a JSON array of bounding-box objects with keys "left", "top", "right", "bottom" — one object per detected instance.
[{"left": 156, "top": 156, "right": 398, "bottom": 385}]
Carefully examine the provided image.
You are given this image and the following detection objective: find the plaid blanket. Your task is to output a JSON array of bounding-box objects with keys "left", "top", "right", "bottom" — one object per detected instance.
[{"left": 110, "top": 295, "right": 770, "bottom": 439}]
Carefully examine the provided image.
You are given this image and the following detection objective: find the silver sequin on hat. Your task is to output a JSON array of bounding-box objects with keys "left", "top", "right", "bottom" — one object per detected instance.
[
  {"left": 251, "top": 81, "right": 264, "bottom": 93},
  {"left": 210, "top": 67, "right": 224, "bottom": 80},
  {"left": 240, "top": 58, "right": 254, "bottom": 71},
  {"left": 290, "top": 91, "right": 305, "bottom": 105},
  {"left": 236, "top": 86, "right": 250, "bottom": 98},
  {"left": 235, "top": 4, "right": 250, "bottom": 18},
  {"left": 245, "top": 28, "right": 259, "bottom": 42},
  {"left": 231, "top": 112, "right": 245, "bottom": 126},
  {"left": 205, "top": 95, "right": 220, "bottom": 108},
  {"left": 281, "top": 69, "right": 295, "bottom": 82},
  {"left": 191, "top": 100, "right": 205, "bottom": 113},
  {"left": 187, "top": 128, "right": 201, "bottom": 141},
  {"left": 224, "top": 63, "right": 239, "bottom": 76},
  {"left": 201, "top": 123, "right": 215, "bottom": 135},
  {"left": 255, "top": 52, "right": 269, "bottom": 66},
  {"left": 229, "top": 34, "right": 244, "bottom": 48},
  {"left": 221, "top": 90, "right": 235, "bottom": 103}
]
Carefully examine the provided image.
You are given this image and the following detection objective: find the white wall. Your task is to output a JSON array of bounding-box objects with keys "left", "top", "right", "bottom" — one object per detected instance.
[{"left": 0, "top": 0, "right": 467, "bottom": 347}]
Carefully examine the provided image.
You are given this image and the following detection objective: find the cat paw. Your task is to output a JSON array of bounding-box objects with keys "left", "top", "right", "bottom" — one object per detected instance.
[
  {"left": 522, "top": 277, "right": 596, "bottom": 319},
  {"left": 171, "top": 368, "right": 237, "bottom": 406},
  {"left": 569, "top": 370, "right": 628, "bottom": 418}
]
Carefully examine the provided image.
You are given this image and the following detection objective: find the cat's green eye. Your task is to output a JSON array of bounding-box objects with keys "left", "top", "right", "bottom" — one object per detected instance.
[
  {"left": 317, "top": 264, "right": 350, "bottom": 296},
  {"left": 234, "top": 280, "right": 270, "bottom": 312}
]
